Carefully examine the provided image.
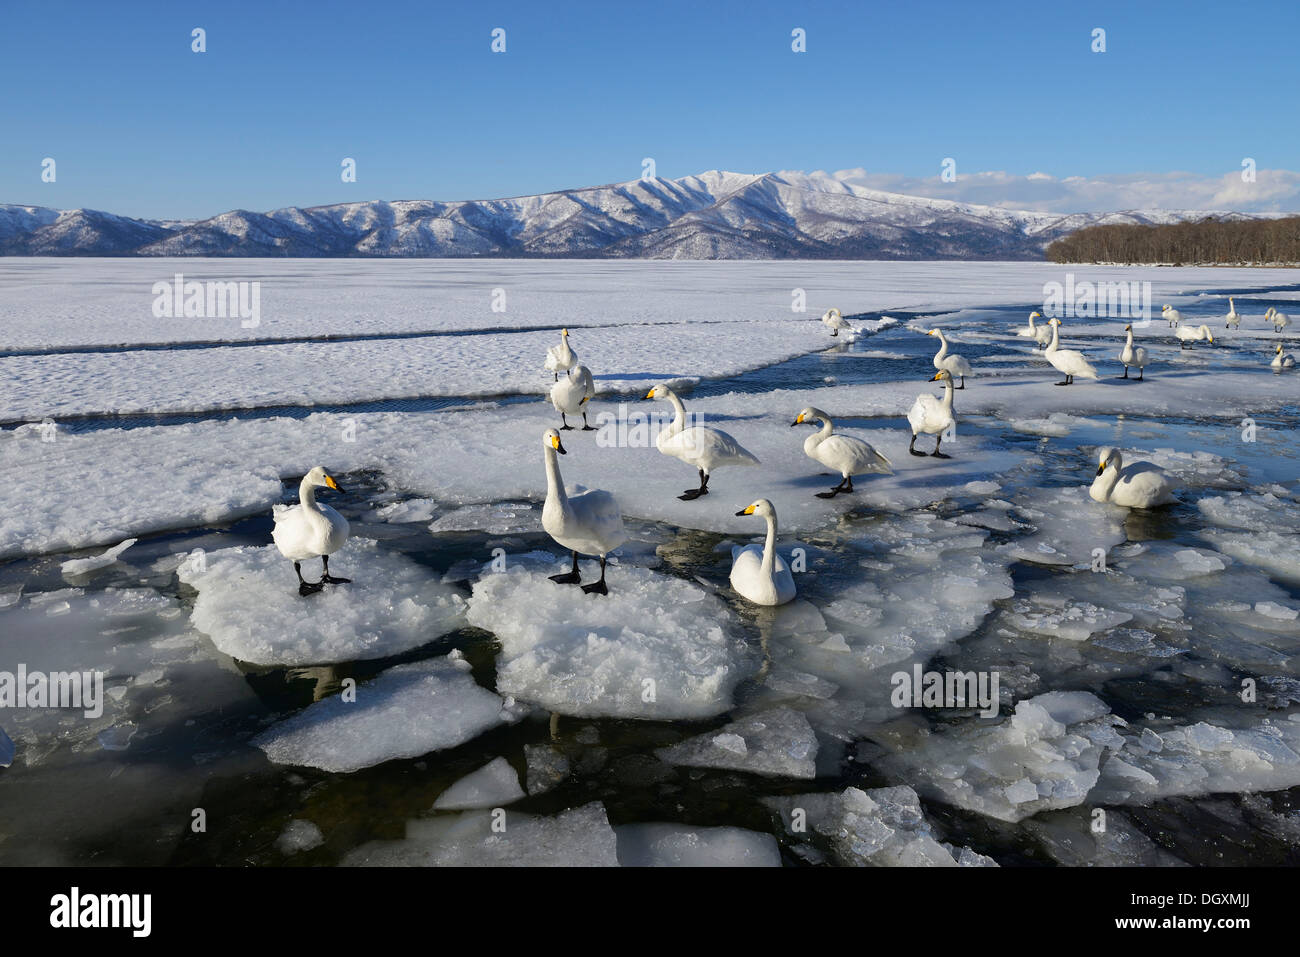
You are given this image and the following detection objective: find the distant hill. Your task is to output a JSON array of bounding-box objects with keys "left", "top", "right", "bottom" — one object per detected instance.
[{"left": 0, "top": 170, "right": 1262, "bottom": 260}]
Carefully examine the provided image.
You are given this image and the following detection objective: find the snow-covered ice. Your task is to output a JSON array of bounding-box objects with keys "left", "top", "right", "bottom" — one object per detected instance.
[
  {"left": 433, "top": 756, "right": 526, "bottom": 810},
  {"left": 179, "top": 539, "right": 467, "bottom": 666},
  {"left": 253, "top": 657, "right": 522, "bottom": 772},
  {"left": 275, "top": 819, "right": 325, "bottom": 855},
  {"left": 616, "top": 823, "right": 781, "bottom": 867},
  {"left": 655, "top": 707, "right": 819, "bottom": 778},
  {"left": 467, "top": 565, "right": 754, "bottom": 720}
]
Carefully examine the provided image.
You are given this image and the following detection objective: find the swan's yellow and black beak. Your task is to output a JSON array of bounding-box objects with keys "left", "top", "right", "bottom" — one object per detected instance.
[
  {"left": 551, "top": 434, "right": 566, "bottom": 454},
  {"left": 927, "top": 329, "right": 937, "bottom": 336},
  {"left": 579, "top": 396, "right": 589, "bottom": 404},
  {"left": 642, "top": 389, "right": 655, "bottom": 401},
  {"left": 324, "top": 474, "right": 342, "bottom": 492},
  {"left": 930, "top": 372, "right": 943, "bottom": 381},
  {"left": 791, "top": 412, "right": 805, "bottom": 427},
  {"left": 735, "top": 505, "right": 756, "bottom": 516}
]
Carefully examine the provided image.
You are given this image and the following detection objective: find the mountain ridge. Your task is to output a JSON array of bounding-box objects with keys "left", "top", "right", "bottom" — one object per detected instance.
[{"left": 0, "top": 170, "right": 1259, "bottom": 260}]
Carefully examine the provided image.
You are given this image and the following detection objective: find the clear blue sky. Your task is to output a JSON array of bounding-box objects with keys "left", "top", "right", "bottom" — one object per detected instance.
[{"left": 2, "top": 0, "right": 1296, "bottom": 219}]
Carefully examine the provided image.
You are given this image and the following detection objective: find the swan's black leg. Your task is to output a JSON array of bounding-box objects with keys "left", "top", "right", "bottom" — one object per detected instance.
[
  {"left": 679, "top": 468, "right": 709, "bottom": 500},
  {"left": 1138, "top": 367, "right": 1144, "bottom": 381},
  {"left": 581, "top": 410, "right": 596, "bottom": 431},
  {"left": 931, "top": 434, "right": 951, "bottom": 459},
  {"left": 296, "top": 562, "right": 323, "bottom": 596},
  {"left": 321, "top": 555, "right": 351, "bottom": 585},
  {"left": 831, "top": 330, "right": 838, "bottom": 337},
  {"left": 909, "top": 434, "right": 926, "bottom": 457},
  {"left": 957, "top": 376, "right": 965, "bottom": 389},
  {"left": 581, "top": 556, "right": 610, "bottom": 595},
  {"left": 815, "top": 476, "right": 846, "bottom": 499},
  {"left": 1121, "top": 366, "right": 1129, "bottom": 379},
  {"left": 559, "top": 413, "right": 574, "bottom": 431},
  {"left": 549, "top": 550, "right": 582, "bottom": 585}
]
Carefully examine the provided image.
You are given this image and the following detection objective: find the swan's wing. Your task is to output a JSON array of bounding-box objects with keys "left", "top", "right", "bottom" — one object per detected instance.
[
  {"left": 696, "top": 427, "right": 761, "bottom": 464},
  {"left": 664, "top": 426, "right": 760, "bottom": 465},
  {"left": 908, "top": 394, "right": 938, "bottom": 431},
  {"left": 569, "top": 488, "right": 628, "bottom": 548},
  {"left": 822, "top": 434, "right": 893, "bottom": 473}
]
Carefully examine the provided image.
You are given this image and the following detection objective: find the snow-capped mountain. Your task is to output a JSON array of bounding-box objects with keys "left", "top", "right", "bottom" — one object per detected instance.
[{"left": 0, "top": 170, "right": 1254, "bottom": 260}]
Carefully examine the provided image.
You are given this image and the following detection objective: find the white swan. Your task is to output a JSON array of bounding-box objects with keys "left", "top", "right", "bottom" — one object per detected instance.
[
  {"left": 544, "top": 328, "right": 577, "bottom": 381},
  {"left": 821, "top": 308, "right": 851, "bottom": 337},
  {"left": 540, "top": 428, "right": 627, "bottom": 595},
  {"left": 1044, "top": 318, "right": 1099, "bottom": 385},
  {"left": 1265, "top": 307, "right": 1292, "bottom": 332},
  {"left": 730, "top": 499, "right": 796, "bottom": 606},
  {"left": 272, "top": 466, "right": 351, "bottom": 596},
  {"left": 792, "top": 406, "right": 892, "bottom": 498},
  {"left": 644, "top": 384, "right": 759, "bottom": 500},
  {"left": 1013, "top": 311, "right": 1053, "bottom": 345},
  {"left": 550, "top": 364, "right": 596, "bottom": 430},
  {"left": 1161, "top": 305, "right": 1182, "bottom": 328},
  {"left": 907, "top": 370, "right": 956, "bottom": 458},
  {"left": 928, "top": 328, "right": 972, "bottom": 388},
  {"left": 1088, "top": 447, "right": 1176, "bottom": 509},
  {"left": 1225, "top": 297, "right": 1240, "bottom": 329},
  {"left": 1118, "top": 324, "right": 1148, "bottom": 381},
  {"left": 1272, "top": 344, "right": 1296, "bottom": 371},
  {"left": 1174, "top": 324, "right": 1215, "bottom": 348}
]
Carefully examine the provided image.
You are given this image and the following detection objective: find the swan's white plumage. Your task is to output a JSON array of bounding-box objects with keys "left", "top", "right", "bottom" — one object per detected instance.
[
  {"left": 1266, "top": 307, "right": 1292, "bottom": 332},
  {"left": 1119, "top": 325, "right": 1148, "bottom": 374},
  {"left": 1044, "top": 319, "right": 1099, "bottom": 381},
  {"left": 821, "top": 308, "right": 850, "bottom": 336},
  {"left": 1226, "top": 297, "right": 1240, "bottom": 328},
  {"left": 729, "top": 499, "right": 796, "bottom": 606},
  {"left": 1013, "top": 311, "right": 1052, "bottom": 345},
  {"left": 1161, "top": 305, "right": 1182, "bottom": 328},
  {"left": 1175, "top": 324, "right": 1215, "bottom": 345},
  {"left": 907, "top": 372, "right": 956, "bottom": 437},
  {"left": 795, "top": 407, "right": 892, "bottom": 479},
  {"left": 550, "top": 364, "right": 595, "bottom": 417},
  {"left": 1088, "top": 447, "right": 1176, "bottom": 509},
  {"left": 541, "top": 430, "right": 627, "bottom": 559},
  {"left": 544, "top": 328, "right": 577, "bottom": 375},
  {"left": 1272, "top": 344, "right": 1296, "bottom": 370},
  {"left": 272, "top": 466, "right": 350, "bottom": 562},
  {"left": 647, "top": 385, "right": 759, "bottom": 475},
  {"left": 928, "top": 328, "right": 973, "bottom": 380}
]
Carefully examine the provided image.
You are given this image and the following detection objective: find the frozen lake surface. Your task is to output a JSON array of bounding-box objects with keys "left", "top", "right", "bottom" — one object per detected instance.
[{"left": 1, "top": 258, "right": 1299, "bottom": 866}]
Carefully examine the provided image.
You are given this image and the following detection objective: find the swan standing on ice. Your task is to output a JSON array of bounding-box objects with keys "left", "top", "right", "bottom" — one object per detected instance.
[
  {"left": 272, "top": 466, "right": 351, "bottom": 596},
  {"left": 792, "top": 406, "right": 893, "bottom": 498},
  {"left": 927, "top": 328, "right": 972, "bottom": 388},
  {"left": 730, "top": 499, "right": 796, "bottom": 606},
  {"left": 1118, "top": 324, "right": 1148, "bottom": 380},
  {"left": 1088, "top": 447, "right": 1176, "bottom": 509},
  {"left": 1044, "top": 318, "right": 1099, "bottom": 385},
  {"left": 907, "top": 370, "right": 956, "bottom": 458},
  {"left": 821, "top": 308, "right": 851, "bottom": 337},
  {"left": 550, "top": 364, "right": 596, "bottom": 430},
  {"left": 1014, "top": 311, "right": 1053, "bottom": 346},
  {"left": 544, "top": 328, "right": 577, "bottom": 381},
  {"left": 1272, "top": 343, "right": 1296, "bottom": 371},
  {"left": 644, "top": 384, "right": 759, "bottom": 500},
  {"left": 1225, "top": 298, "right": 1241, "bottom": 329},
  {"left": 1175, "top": 324, "right": 1215, "bottom": 348},
  {"left": 540, "top": 428, "right": 627, "bottom": 595},
  {"left": 1162, "top": 305, "right": 1182, "bottom": 328},
  {"left": 1265, "top": 307, "right": 1292, "bottom": 332}
]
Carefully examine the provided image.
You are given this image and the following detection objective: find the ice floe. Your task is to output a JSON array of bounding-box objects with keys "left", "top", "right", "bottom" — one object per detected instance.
[
  {"left": 179, "top": 539, "right": 467, "bottom": 666},
  {"left": 655, "top": 707, "right": 819, "bottom": 778},
  {"left": 253, "top": 657, "right": 521, "bottom": 772},
  {"left": 616, "top": 823, "right": 781, "bottom": 867},
  {"left": 467, "top": 565, "right": 755, "bottom": 720},
  {"left": 433, "top": 756, "right": 526, "bottom": 810}
]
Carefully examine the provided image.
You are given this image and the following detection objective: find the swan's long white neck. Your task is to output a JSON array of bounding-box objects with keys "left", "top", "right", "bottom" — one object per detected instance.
[
  {"left": 1094, "top": 466, "right": 1119, "bottom": 499},
  {"left": 940, "top": 379, "right": 955, "bottom": 409},
  {"left": 1125, "top": 327, "right": 1134, "bottom": 348},
  {"left": 933, "top": 332, "right": 949, "bottom": 360},
  {"left": 299, "top": 475, "right": 319, "bottom": 510},
  {"left": 760, "top": 511, "right": 778, "bottom": 578},
  {"left": 811, "top": 415, "right": 834, "bottom": 445},
  {"left": 661, "top": 392, "right": 688, "bottom": 440},
  {"left": 543, "top": 446, "right": 569, "bottom": 509},
  {"left": 1047, "top": 323, "right": 1060, "bottom": 353},
  {"left": 1028, "top": 314, "right": 1038, "bottom": 331}
]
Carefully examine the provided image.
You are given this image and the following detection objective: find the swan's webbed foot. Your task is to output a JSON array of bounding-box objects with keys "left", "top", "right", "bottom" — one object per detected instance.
[
  {"left": 298, "top": 580, "right": 324, "bottom": 596},
  {"left": 815, "top": 489, "right": 841, "bottom": 498},
  {"left": 678, "top": 488, "right": 707, "bottom": 500},
  {"left": 559, "top": 425, "right": 575, "bottom": 431},
  {"left": 580, "top": 579, "right": 609, "bottom": 595},
  {"left": 548, "top": 571, "right": 582, "bottom": 584},
  {"left": 321, "top": 575, "right": 351, "bottom": 585},
  {"left": 581, "top": 412, "right": 596, "bottom": 431},
  {"left": 931, "top": 451, "right": 952, "bottom": 459},
  {"left": 908, "top": 436, "right": 927, "bottom": 457}
]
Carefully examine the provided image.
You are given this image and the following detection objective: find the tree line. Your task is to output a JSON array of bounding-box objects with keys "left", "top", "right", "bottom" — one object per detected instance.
[{"left": 1046, "top": 216, "right": 1300, "bottom": 265}]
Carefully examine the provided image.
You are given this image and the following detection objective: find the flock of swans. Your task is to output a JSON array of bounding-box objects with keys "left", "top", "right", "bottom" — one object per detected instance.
[{"left": 269, "top": 296, "right": 1294, "bottom": 607}]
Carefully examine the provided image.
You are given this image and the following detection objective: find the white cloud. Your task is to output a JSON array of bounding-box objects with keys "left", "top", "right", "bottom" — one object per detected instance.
[{"left": 800, "top": 168, "right": 1300, "bottom": 215}]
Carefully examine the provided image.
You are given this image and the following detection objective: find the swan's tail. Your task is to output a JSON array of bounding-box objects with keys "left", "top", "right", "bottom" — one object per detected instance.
[{"left": 871, "top": 448, "right": 894, "bottom": 473}]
